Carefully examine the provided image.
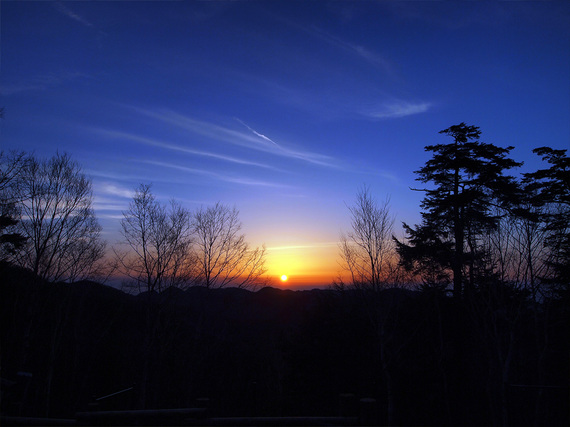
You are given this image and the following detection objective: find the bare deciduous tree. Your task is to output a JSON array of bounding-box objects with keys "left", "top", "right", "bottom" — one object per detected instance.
[
  {"left": 116, "top": 184, "right": 195, "bottom": 293},
  {"left": 0, "top": 151, "right": 30, "bottom": 261},
  {"left": 192, "top": 202, "right": 266, "bottom": 289},
  {"left": 0, "top": 150, "right": 29, "bottom": 196},
  {"left": 13, "top": 153, "right": 105, "bottom": 281},
  {"left": 3, "top": 152, "right": 106, "bottom": 415},
  {"left": 116, "top": 184, "right": 196, "bottom": 408},
  {"left": 338, "top": 187, "right": 396, "bottom": 291},
  {"left": 336, "top": 187, "right": 411, "bottom": 424},
  {"left": 482, "top": 202, "right": 551, "bottom": 298}
]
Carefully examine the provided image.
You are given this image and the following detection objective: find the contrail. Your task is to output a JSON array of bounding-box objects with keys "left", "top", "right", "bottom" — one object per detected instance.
[{"left": 235, "top": 118, "right": 280, "bottom": 147}]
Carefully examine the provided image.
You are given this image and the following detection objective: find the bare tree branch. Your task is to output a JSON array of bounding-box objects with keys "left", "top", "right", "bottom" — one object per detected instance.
[
  {"left": 192, "top": 202, "right": 266, "bottom": 290},
  {"left": 11, "top": 153, "right": 105, "bottom": 281},
  {"left": 117, "top": 184, "right": 195, "bottom": 293},
  {"left": 338, "top": 186, "right": 396, "bottom": 291}
]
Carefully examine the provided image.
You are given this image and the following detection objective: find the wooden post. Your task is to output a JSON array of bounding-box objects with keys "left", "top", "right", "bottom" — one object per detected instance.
[{"left": 87, "top": 397, "right": 99, "bottom": 412}]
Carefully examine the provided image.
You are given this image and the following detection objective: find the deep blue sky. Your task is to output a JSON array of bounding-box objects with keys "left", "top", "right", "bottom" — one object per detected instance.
[{"left": 2, "top": 1, "right": 569, "bottom": 286}]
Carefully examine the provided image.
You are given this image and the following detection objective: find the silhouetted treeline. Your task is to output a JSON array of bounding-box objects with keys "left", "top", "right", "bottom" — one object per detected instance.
[
  {"left": 2, "top": 124, "right": 569, "bottom": 425},
  {"left": 1, "top": 262, "right": 567, "bottom": 425}
]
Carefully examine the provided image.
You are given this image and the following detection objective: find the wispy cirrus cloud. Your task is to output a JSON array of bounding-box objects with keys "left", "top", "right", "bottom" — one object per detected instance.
[
  {"left": 139, "top": 159, "right": 292, "bottom": 189},
  {"left": 131, "top": 107, "right": 338, "bottom": 168},
  {"left": 93, "top": 201, "right": 127, "bottom": 213},
  {"left": 276, "top": 13, "right": 393, "bottom": 75},
  {"left": 86, "top": 168, "right": 190, "bottom": 187},
  {"left": 94, "top": 128, "right": 277, "bottom": 170},
  {"left": 267, "top": 242, "right": 339, "bottom": 251},
  {"left": 308, "top": 26, "right": 394, "bottom": 75},
  {"left": 53, "top": 2, "right": 93, "bottom": 27},
  {"left": 98, "top": 182, "right": 135, "bottom": 199},
  {"left": 92, "top": 184, "right": 134, "bottom": 220},
  {"left": 364, "top": 100, "right": 433, "bottom": 119},
  {"left": 0, "top": 72, "right": 89, "bottom": 96}
]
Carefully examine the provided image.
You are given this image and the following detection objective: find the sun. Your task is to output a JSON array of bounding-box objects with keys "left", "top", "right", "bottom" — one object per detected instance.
[{"left": 280, "top": 274, "right": 288, "bottom": 282}]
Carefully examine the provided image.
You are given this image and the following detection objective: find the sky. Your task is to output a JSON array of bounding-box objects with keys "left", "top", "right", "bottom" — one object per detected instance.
[{"left": 1, "top": 1, "right": 569, "bottom": 288}]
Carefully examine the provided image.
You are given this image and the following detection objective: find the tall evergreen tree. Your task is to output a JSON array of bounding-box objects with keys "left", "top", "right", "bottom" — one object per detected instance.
[
  {"left": 395, "top": 123, "right": 522, "bottom": 298},
  {"left": 524, "top": 147, "right": 570, "bottom": 297}
]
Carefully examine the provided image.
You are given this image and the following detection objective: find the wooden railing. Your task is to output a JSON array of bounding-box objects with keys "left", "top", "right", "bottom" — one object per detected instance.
[{"left": 2, "top": 394, "right": 379, "bottom": 426}]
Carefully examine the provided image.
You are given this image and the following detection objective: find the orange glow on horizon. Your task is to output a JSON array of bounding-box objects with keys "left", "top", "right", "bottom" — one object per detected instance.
[
  {"left": 270, "top": 273, "right": 334, "bottom": 289},
  {"left": 265, "top": 242, "right": 339, "bottom": 290},
  {"left": 264, "top": 242, "right": 339, "bottom": 288}
]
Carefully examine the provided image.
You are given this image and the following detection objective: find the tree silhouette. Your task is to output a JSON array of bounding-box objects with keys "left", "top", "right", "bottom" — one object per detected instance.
[
  {"left": 116, "top": 184, "right": 195, "bottom": 293},
  {"left": 192, "top": 202, "right": 266, "bottom": 289},
  {"left": 115, "top": 184, "right": 195, "bottom": 408},
  {"left": 335, "top": 187, "right": 416, "bottom": 424},
  {"left": 0, "top": 151, "right": 29, "bottom": 261},
  {"left": 12, "top": 153, "right": 105, "bottom": 282},
  {"left": 395, "top": 123, "right": 522, "bottom": 298},
  {"left": 524, "top": 147, "right": 570, "bottom": 298},
  {"left": 337, "top": 187, "right": 396, "bottom": 291},
  {"left": 1, "top": 152, "right": 106, "bottom": 415}
]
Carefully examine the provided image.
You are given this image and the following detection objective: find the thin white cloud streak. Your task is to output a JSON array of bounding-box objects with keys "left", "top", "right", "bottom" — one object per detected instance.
[
  {"left": 93, "top": 202, "right": 127, "bottom": 213},
  {"left": 366, "top": 101, "right": 432, "bottom": 119},
  {"left": 275, "top": 14, "right": 393, "bottom": 74},
  {"left": 95, "top": 128, "right": 277, "bottom": 170},
  {"left": 308, "top": 26, "right": 394, "bottom": 75},
  {"left": 92, "top": 185, "right": 133, "bottom": 217},
  {"left": 0, "top": 83, "right": 50, "bottom": 96},
  {"left": 139, "top": 159, "right": 292, "bottom": 189},
  {"left": 86, "top": 169, "right": 185, "bottom": 186},
  {"left": 267, "top": 242, "right": 340, "bottom": 251},
  {"left": 0, "top": 72, "right": 90, "bottom": 96},
  {"left": 360, "top": 169, "right": 400, "bottom": 183},
  {"left": 348, "top": 163, "right": 400, "bottom": 183},
  {"left": 131, "top": 107, "right": 338, "bottom": 168},
  {"left": 92, "top": 200, "right": 125, "bottom": 214},
  {"left": 235, "top": 118, "right": 280, "bottom": 147},
  {"left": 96, "top": 183, "right": 135, "bottom": 199},
  {"left": 53, "top": 2, "right": 94, "bottom": 27},
  {"left": 97, "top": 213, "right": 125, "bottom": 220},
  {"left": 233, "top": 71, "right": 348, "bottom": 120}
]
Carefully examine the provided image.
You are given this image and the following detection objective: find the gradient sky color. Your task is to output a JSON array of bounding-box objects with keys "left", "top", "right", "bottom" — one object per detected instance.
[{"left": 2, "top": 1, "right": 569, "bottom": 288}]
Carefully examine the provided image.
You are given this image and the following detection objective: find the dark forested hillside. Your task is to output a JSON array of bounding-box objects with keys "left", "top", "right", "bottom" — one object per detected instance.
[{"left": 1, "top": 262, "right": 568, "bottom": 425}]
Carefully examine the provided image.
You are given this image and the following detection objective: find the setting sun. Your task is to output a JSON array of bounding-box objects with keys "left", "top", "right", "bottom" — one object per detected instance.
[{"left": 263, "top": 242, "right": 340, "bottom": 288}]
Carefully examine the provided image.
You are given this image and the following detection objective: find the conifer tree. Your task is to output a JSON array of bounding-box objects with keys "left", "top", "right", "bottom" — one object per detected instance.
[
  {"left": 395, "top": 123, "right": 522, "bottom": 298},
  {"left": 524, "top": 147, "right": 570, "bottom": 297}
]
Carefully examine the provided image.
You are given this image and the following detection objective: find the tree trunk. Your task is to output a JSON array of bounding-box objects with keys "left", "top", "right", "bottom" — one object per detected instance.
[
  {"left": 43, "top": 290, "right": 71, "bottom": 417},
  {"left": 453, "top": 151, "right": 464, "bottom": 299}
]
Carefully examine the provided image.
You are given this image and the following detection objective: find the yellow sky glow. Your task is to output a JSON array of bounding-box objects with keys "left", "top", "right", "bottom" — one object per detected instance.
[{"left": 265, "top": 242, "right": 339, "bottom": 288}]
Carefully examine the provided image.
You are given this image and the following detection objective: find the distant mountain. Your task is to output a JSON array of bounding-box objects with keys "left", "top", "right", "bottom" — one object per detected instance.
[{"left": 5, "top": 262, "right": 566, "bottom": 426}]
